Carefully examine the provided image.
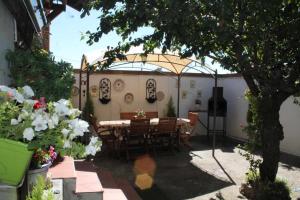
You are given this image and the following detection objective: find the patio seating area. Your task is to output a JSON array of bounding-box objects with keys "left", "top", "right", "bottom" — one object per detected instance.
[
  {"left": 96, "top": 117, "right": 190, "bottom": 160},
  {"left": 1, "top": 1, "right": 300, "bottom": 200}
]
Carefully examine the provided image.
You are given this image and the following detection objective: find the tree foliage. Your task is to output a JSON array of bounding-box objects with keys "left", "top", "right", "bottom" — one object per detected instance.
[
  {"left": 82, "top": 0, "right": 300, "bottom": 183},
  {"left": 6, "top": 48, "right": 75, "bottom": 102}
]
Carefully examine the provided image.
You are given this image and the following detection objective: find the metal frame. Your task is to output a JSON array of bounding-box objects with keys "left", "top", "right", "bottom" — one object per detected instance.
[{"left": 79, "top": 53, "right": 219, "bottom": 156}]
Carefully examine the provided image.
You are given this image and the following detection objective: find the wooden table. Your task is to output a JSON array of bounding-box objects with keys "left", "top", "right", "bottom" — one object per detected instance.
[{"left": 99, "top": 118, "right": 190, "bottom": 128}]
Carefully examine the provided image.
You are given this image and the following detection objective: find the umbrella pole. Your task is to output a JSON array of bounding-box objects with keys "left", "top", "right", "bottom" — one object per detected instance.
[
  {"left": 177, "top": 75, "right": 181, "bottom": 117},
  {"left": 212, "top": 70, "right": 218, "bottom": 157}
]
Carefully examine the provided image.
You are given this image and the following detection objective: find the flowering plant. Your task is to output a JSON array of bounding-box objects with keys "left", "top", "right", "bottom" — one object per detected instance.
[
  {"left": 0, "top": 85, "right": 101, "bottom": 168},
  {"left": 31, "top": 146, "right": 57, "bottom": 169},
  {"left": 135, "top": 109, "right": 146, "bottom": 118}
]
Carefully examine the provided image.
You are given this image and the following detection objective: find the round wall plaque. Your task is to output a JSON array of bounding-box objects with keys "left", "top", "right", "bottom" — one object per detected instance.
[
  {"left": 156, "top": 91, "right": 165, "bottom": 101},
  {"left": 124, "top": 93, "right": 134, "bottom": 104},
  {"left": 113, "top": 79, "right": 125, "bottom": 92},
  {"left": 71, "top": 86, "right": 79, "bottom": 96}
]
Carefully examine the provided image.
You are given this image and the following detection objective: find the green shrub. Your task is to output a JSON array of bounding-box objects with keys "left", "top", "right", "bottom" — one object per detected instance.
[
  {"left": 166, "top": 96, "right": 176, "bottom": 117},
  {"left": 82, "top": 93, "right": 95, "bottom": 123},
  {"left": 64, "top": 142, "right": 87, "bottom": 159},
  {"left": 257, "top": 179, "right": 291, "bottom": 200},
  {"left": 26, "top": 176, "right": 54, "bottom": 200},
  {"left": 6, "top": 47, "right": 75, "bottom": 102}
]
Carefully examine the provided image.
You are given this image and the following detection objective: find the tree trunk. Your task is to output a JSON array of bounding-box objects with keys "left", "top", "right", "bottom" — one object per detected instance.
[{"left": 257, "top": 96, "right": 285, "bottom": 182}]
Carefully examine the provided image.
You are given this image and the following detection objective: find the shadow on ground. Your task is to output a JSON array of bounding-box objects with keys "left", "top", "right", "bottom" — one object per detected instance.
[{"left": 92, "top": 136, "right": 234, "bottom": 200}]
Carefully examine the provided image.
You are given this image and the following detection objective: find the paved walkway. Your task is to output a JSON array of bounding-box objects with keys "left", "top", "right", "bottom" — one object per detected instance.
[{"left": 93, "top": 136, "right": 300, "bottom": 200}]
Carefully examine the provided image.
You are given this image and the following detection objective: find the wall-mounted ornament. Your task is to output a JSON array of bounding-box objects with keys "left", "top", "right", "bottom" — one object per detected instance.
[
  {"left": 156, "top": 91, "right": 165, "bottom": 101},
  {"left": 182, "top": 90, "right": 187, "bottom": 99},
  {"left": 190, "top": 80, "right": 196, "bottom": 88},
  {"left": 90, "top": 85, "right": 98, "bottom": 97},
  {"left": 71, "top": 86, "right": 79, "bottom": 96},
  {"left": 146, "top": 79, "right": 157, "bottom": 103},
  {"left": 113, "top": 79, "right": 125, "bottom": 92},
  {"left": 99, "top": 78, "right": 111, "bottom": 104},
  {"left": 124, "top": 93, "right": 134, "bottom": 104}
]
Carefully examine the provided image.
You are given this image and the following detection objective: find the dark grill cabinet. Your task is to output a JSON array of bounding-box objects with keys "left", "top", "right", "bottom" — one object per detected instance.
[{"left": 207, "top": 87, "right": 227, "bottom": 137}]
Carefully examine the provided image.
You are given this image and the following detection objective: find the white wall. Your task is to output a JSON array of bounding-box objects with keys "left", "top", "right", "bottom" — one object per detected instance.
[
  {"left": 220, "top": 77, "right": 249, "bottom": 140},
  {"left": 73, "top": 73, "right": 213, "bottom": 122},
  {"left": 0, "top": 0, "right": 15, "bottom": 85},
  {"left": 72, "top": 72, "right": 300, "bottom": 157},
  {"left": 280, "top": 97, "right": 300, "bottom": 156}
]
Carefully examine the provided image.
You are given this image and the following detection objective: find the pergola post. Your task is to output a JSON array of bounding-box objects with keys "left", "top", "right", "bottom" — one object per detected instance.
[
  {"left": 212, "top": 70, "right": 218, "bottom": 157},
  {"left": 86, "top": 65, "right": 90, "bottom": 99},
  {"left": 79, "top": 68, "right": 82, "bottom": 110}
]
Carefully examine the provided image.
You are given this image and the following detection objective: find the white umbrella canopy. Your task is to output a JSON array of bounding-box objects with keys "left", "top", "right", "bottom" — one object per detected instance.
[{"left": 82, "top": 45, "right": 213, "bottom": 75}]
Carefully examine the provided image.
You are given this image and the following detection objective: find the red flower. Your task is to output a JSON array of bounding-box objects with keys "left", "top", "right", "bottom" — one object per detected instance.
[
  {"left": 33, "top": 97, "right": 47, "bottom": 110},
  {"left": 33, "top": 101, "right": 42, "bottom": 109}
]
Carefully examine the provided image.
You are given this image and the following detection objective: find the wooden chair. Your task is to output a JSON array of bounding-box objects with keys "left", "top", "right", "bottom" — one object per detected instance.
[
  {"left": 122, "top": 118, "right": 150, "bottom": 160},
  {"left": 90, "top": 115, "right": 117, "bottom": 155},
  {"left": 120, "top": 112, "right": 136, "bottom": 120},
  {"left": 151, "top": 117, "right": 178, "bottom": 153},
  {"left": 145, "top": 111, "right": 158, "bottom": 119},
  {"left": 179, "top": 112, "right": 199, "bottom": 149}
]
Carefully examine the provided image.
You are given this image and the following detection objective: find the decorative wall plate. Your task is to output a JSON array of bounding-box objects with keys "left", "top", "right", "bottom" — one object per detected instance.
[
  {"left": 124, "top": 93, "right": 134, "bottom": 104},
  {"left": 90, "top": 85, "right": 98, "bottom": 97},
  {"left": 156, "top": 91, "right": 165, "bottom": 101},
  {"left": 113, "top": 79, "right": 125, "bottom": 92},
  {"left": 71, "top": 86, "right": 79, "bottom": 96}
]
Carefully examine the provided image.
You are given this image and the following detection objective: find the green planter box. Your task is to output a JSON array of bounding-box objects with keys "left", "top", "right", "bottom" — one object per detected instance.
[{"left": 0, "top": 138, "right": 33, "bottom": 186}]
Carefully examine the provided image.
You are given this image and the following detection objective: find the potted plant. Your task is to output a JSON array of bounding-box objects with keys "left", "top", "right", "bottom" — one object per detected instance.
[
  {"left": 0, "top": 85, "right": 101, "bottom": 187},
  {"left": 134, "top": 109, "right": 146, "bottom": 119},
  {"left": 27, "top": 146, "right": 57, "bottom": 191}
]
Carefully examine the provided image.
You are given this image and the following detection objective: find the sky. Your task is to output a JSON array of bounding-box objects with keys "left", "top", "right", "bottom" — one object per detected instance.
[{"left": 50, "top": 6, "right": 231, "bottom": 74}]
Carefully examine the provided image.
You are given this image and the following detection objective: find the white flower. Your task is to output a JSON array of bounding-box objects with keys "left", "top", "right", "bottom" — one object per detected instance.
[
  {"left": 32, "top": 115, "right": 48, "bottom": 131},
  {"left": 63, "top": 140, "right": 71, "bottom": 148},
  {"left": 22, "top": 85, "right": 34, "bottom": 98},
  {"left": 0, "top": 85, "right": 11, "bottom": 92},
  {"left": 11, "top": 119, "right": 19, "bottom": 125},
  {"left": 68, "top": 119, "right": 89, "bottom": 137},
  {"left": 48, "top": 120, "right": 55, "bottom": 129},
  {"left": 85, "top": 145, "right": 97, "bottom": 156},
  {"left": 23, "top": 128, "right": 35, "bottom": 141},
  {"left": 69, "top": 133, "right": 76, "bottom": 140},
  {"left": 61, "top": 128, "right": 70, "bottom": 138},
  {"left": 47, "top": 114, "right": 59, "bottom": 129},
  {"left": 18, "top": 110, "right": 29, "bottom": 122},
  {"left": 51, "top": 114, "right": 59, "bottom": 125},
  {"left": 57, "top": 99, "right": 69, "bottom": 105},
  {"left": 90, "top": 136, "right": 98, "bottom": 145},
  {"left": 54, "top": 102, "right": 70, "bottom": 116},
  {"left": 14, "top": 91, "right": 24, "bottom": 103},
  {"left": 69, "top": 108, "right": 81, "bottom": 117}
]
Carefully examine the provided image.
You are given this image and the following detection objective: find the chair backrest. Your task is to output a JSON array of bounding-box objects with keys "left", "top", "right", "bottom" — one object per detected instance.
[
  {"left": 188, "top": 112, "right": 199, "bottom": 127},
  {"left": 145, "top": 111, "right": 158, "bottom": 119},
  {"left": 157, "top": 117, "right": 177, "bottom": 134},
  {"left": 129, "top": 118, "right": 150, "bottom": 136},
  {"left": 120, "top": 112, "right": 136, "bottom": 120}
]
